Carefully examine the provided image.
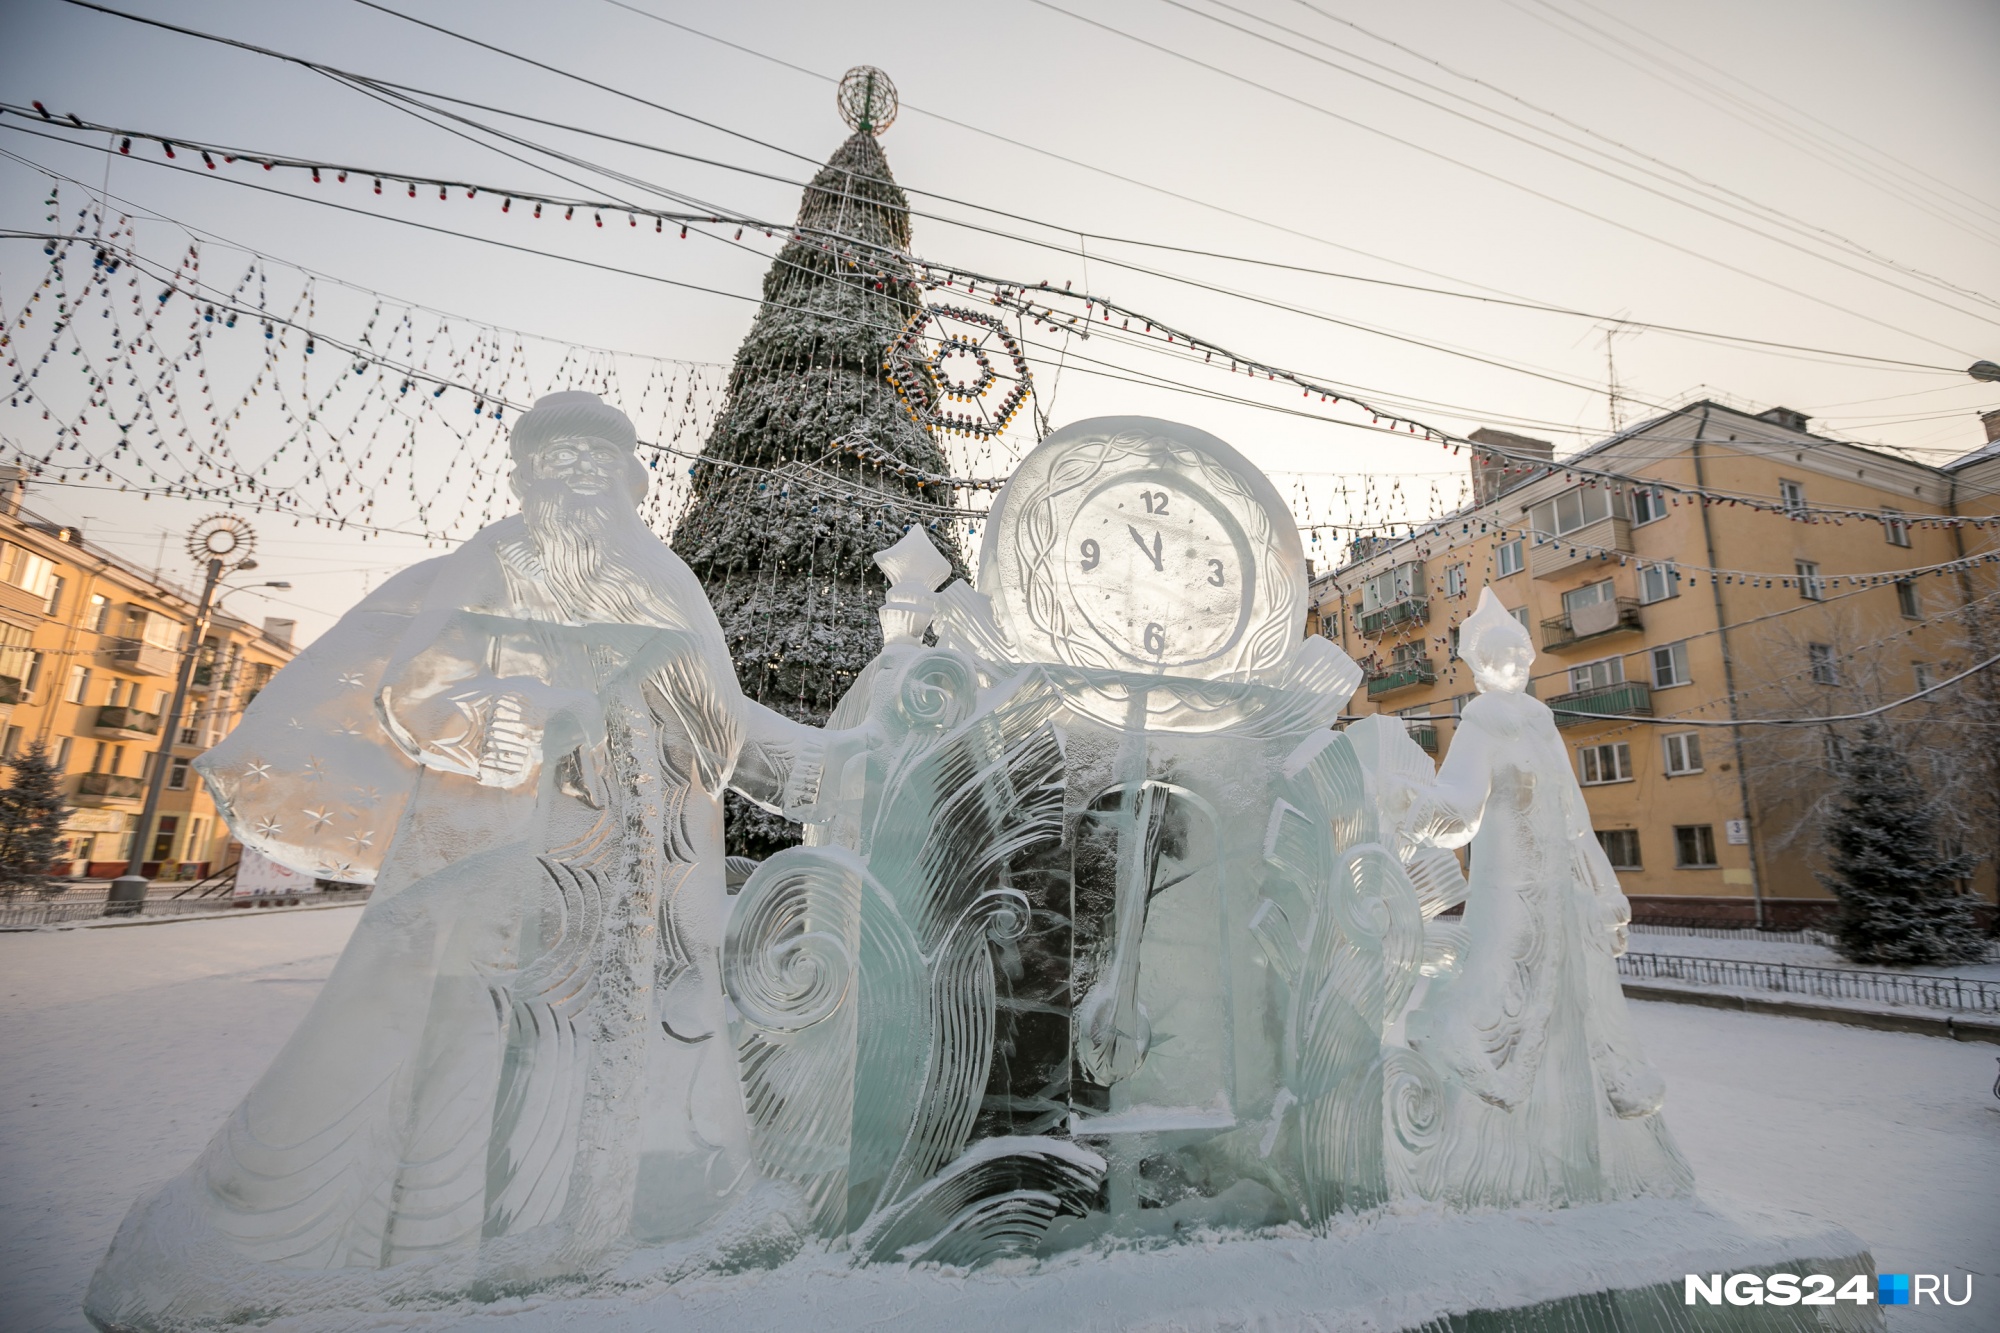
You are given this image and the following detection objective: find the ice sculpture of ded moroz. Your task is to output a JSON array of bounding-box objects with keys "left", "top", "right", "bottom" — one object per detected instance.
[
  {"left": 87, "top": 408, "right": 1691, "bottom": 1330},
  {"left": 87, "top": 392, "right": 844, "bottom": 1328}
]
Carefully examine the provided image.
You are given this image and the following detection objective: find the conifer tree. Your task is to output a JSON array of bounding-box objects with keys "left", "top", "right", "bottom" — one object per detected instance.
[
  {"left": 1816, "top": 721, "right": 1985, "bottom": 965},
  {"left": 0, "top": 743, "right": 69, "bottom": 895},
  {"left": 672, "top": 117, "right": 962, "bottom": 858}
]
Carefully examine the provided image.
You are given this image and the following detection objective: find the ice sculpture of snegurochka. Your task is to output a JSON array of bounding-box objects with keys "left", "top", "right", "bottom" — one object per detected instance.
[{"left": 86, "top": 407, "right": 1690, "bottom": 1330}]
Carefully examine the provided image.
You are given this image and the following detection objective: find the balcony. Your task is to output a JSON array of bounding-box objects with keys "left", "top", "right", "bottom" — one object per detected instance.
[
  {"left": 0, "top": 675, "right": 20, "bottom": 706},
  {"left": 1366, "top": 657, "right": 1437, "bottom": 698},
  {"left": 1548, "top": 680, "right": 1653, "bottom": 727},
  {"left": 1531, "top": 517, "right": 1632, "bottom": 580},
  {"left": 74, "top": 771, "right": 145, "bottom": 804},
  {"left": 1357, "top": 597, "right": 1429, "bottom": 639},
  {"left": 0, "top": 581, "right": 49, "bottom": 621},
  {"left": 1405, "top": 724, "right": 1439, "bottom": 754},
  {"left": 103, "top": 637, "right": 179, "bottom": 677},
  {"left": 1541, "top": 598, "right": 1643, "bottom": 651},
  {"left": 93, "top": 704, "right": 162, "bottom": 739}
]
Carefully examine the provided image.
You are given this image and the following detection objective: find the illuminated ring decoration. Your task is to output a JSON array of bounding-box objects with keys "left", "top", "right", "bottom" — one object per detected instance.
[
  {"left": 934, "top": 336, "right": 997, "bottom": 400},
  {"left": 186, "top": 513, "right": 258, "bottom": 570},
  {"left": 885, "top": 302, "right": 1033, "bottom": 439}
]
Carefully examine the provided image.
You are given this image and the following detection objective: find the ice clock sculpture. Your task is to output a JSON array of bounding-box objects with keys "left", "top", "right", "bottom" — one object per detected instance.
[{"left": 87, "top": 409, "right": 1693, "bottom": 1331}]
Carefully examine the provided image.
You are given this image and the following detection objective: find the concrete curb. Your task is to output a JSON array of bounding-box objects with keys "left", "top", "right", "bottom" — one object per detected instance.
[{"left": 1624, "top": 982, "right": 2000, "bottom": 1044}]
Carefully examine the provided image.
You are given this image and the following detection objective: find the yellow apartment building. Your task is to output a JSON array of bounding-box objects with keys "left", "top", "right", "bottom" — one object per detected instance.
[
  {"left": 1312, "top": 400, "right": 2000, "bottom": 927},
  {"left": 0, "top": 477, "right": 298, "bottom": 879}
]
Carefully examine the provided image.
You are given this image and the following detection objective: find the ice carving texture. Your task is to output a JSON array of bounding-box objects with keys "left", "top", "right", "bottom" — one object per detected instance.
[{"left": 88, "top": 413, "right": 1691, "bottom": 1330}]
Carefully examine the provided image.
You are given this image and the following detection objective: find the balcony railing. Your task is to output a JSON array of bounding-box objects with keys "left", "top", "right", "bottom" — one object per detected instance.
[
  {"left": 75, "top": 771, "right": 145, "bottom": 801},
  {"left": 1406, "top": 724, "right": 1439, "bottom": 753},
  {"left": 1541, "top": 598, "right": 1643, "bottom": 651},
  {"left": 1548, "top": 680, "right": 1652, "bottom": 727},
  {"left": 1531, "top": 516, "right": 1633, "bottom": 580},
  {"left": 93, "top": 704, "right": 162, "bottom": 737},
  {"left": 102, "top": 637, "right": 179, "bottom": 677},
  {"left": 1357, "top": 597, "right": 1429, "bottom": 639},
  {"left": 1366, "top": 657, "right": 1437, "bottom": 698}
]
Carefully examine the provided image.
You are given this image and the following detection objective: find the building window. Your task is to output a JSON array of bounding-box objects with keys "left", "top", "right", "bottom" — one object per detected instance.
[
  {"left": 1674, "top": 824, "right": 1719, "bottom": 868},
  {"left": 1445, "top": 563, "right": 1467, "bottom": 598},
  {"left": 1882, "top": 508, "right": 1910, "bottom": 547},
  {"left": 1662, "top": 731, "right": 1703, "bottom": 775},
  {"left": 63, "top": 665, "right": 91, "bottom": 704},
  {"left": 1528, "top": 486, "right": 1628, "bottom": 543},
  {"left": 54, "top": 737, "right": 71, "bottom": 770},
  {"left": 1562, "top": 578, "right": 1616, "bottom": 621},
  {"left": 1809, "top": 643, "right": 1839, "bottom": 685},
  {"left": 1651, "top": 641, "right": 1691, "bottom": 688},
  {"left": 1779, "top": 479, "right": 1806, "bottom": 515},
  {"left": 45, "top": 574, "right": 65, "bottom": 617},
  {"left": 1638, "top": 561, "right": 1679, "bottom": 603},
  {"left": 1, "top": 725, "right": 20, "bottom": 758},
  {"left": 1913, "top": 662, "right": 1934, "bottom": 691},
  {"left": 1895, "top": 579, "right": 1920, "bottom": 619},
  {"left": 1630, "top": 486, "right": 1667, "bottom": 526},
  {"left": 1496, "top": 538, "right": 1524, "bottom": 577},
  {"left": 150, "top": 815, "right": 179, "bottom": 865},
  {"left": 168, "top": 758, "right": 190, "bottom": 790},
  {"left": 1447, "top": 626, "right": 1461, "bottom": 660},
  {"left": 1795, "top": 561, "right": 1824, "bottom": 601},
  {"left": 1823, "top": 732, "right": 1847, "bottom": 771},
  {"left": 1360, "top": 561, "right": 1424, "bottom": 615},
  {"left": 1596, "top": 829, "right": 1642, "bottom": 869},
  {"left": 1577, "top": 742, "right": 1633, "bottom": 785},
  {"left": 88, "top": 593, "right": 110, "bottom": 632},
  {"left": 1510, "top": 606, "right": 1532, "bottom": 634},
  {"left": 1569, "top": 655, "right": 1625, "bottom": 693},
  {"left": 89, "top": 741, "right": 106, "bottom": 774}
]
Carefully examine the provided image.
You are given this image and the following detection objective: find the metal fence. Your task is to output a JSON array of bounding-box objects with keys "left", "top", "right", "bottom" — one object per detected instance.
[
  {"left": 0, "top": 891, "right": 367, "bottom": 930},
  {"left": 1618, "top": 951, "right": 2000, "bottom": 1014}
]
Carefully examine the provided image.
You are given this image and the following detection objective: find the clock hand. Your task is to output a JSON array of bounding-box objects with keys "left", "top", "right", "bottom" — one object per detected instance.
[{"left": 1127, "top": 524, "right": 1164, "bottom": 572}]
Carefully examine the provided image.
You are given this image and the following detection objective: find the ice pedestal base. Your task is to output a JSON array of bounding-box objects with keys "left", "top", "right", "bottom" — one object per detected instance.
[{"left": 424, "top": 1197, "right": 1877, "bottom": 1332}]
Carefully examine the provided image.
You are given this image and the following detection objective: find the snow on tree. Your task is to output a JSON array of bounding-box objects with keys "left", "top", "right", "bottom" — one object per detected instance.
[
  {"left": 671, "top": 122, "right": 964, "bottom": 858},
  {"left": 1816, "top": 720, "right": 1985, "bottom": 965},
  {"left": 0, "top": 743, "right": 70, "bottom": 895}
]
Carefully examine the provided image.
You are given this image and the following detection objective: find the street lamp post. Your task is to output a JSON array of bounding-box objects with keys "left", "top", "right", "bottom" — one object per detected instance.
[{"left": 105, "top": 515, "right": 279, "bottom": 914}]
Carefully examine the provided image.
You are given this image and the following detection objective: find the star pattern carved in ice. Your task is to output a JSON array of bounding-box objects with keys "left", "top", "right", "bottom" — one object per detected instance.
[
  {"left": 348, "top": 785, "right": 383, "bottom": 808},
  {"left": 242, "top": 759, "right": 273, "bottom": 783},
  {"left": 344, "top": 829, "right": 375, "bottom": 852},
  {"left": 324, "top": 860, "right": 357, "bottom": 880},
  {"left": 333, "top": 718, "right": 366, "bottom": 738},
  {"left": 253, "top": 816, "right": 283, "bottom": 838},
  {"left": 303, "top": 807, "right": 335, "bottom": 832},
  {"left": 337, "top": 671, "right": 366, "bottom": 689},
  {"left": 302, "top": 756, "right": 328, "bottom": 783},
  {"left": 285, "top": 716, "right": 305, "bottom": 732}
]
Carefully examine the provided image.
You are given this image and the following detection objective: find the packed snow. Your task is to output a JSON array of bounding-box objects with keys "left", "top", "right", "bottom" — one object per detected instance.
[{"left": 2, "top": 907, "right": 1993, "bottom": 1331}]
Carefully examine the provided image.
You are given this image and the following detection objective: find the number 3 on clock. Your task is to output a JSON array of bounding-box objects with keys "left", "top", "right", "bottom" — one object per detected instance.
[{"left": 1207, "top": 558, "right": 1225, "bottom": 587}]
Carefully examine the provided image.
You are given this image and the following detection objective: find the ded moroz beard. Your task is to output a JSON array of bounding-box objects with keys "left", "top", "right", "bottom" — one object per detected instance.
[{"left": 521, "top": 478, "right": 718, "bottom": 640}]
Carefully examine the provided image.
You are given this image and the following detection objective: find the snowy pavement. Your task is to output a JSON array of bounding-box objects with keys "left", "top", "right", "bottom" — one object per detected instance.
[{"left": 2, "top": 908, "right": 1994, "bottom": 1331}]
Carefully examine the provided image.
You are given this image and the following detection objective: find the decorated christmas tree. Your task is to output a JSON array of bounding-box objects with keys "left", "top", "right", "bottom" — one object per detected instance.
[
  {"left": 0, "top": 743, "right": 70, "bottom": 895},
  {"left": 671, "top": 69, "right": 963, "bottom": 858},
  {"left": 1817, "top": 721, "right": 1985, "bottom": 965}
]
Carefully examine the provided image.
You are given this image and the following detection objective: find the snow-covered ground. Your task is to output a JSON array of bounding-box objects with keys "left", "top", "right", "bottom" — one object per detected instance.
[
  {"left": 1628, "top": 925, "right": 2000, "bottom": 983},
  {"left": 2, "top": 908, "right": 1994, "bottom": 1331}
]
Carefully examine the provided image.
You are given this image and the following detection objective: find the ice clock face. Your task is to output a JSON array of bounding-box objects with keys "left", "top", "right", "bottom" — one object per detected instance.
[
  {"left": 979, "top": 416, "right": 1309, "bottom": 681},
  {"left": 1062, "top": 475, "right": 1252, "bottom": 669}
]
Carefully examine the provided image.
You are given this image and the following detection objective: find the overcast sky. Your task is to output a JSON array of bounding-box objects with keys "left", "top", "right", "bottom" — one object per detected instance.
[{"left": 3, "top": 0, "right": 1996, "bottom": 643}]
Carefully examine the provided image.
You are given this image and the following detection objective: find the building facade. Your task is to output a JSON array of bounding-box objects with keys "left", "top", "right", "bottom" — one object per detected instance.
[
  {"left": 1313, "top": 401, "right": 2000, "bottom": 926},
  {"left": 0, "top": 480, "right": 297, "bottom": 879}
]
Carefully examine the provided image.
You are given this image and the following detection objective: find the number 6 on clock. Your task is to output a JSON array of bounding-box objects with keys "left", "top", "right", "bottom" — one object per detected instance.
[{"left": 1144, "top": 623, "right": 1166, "bottom": 655}]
